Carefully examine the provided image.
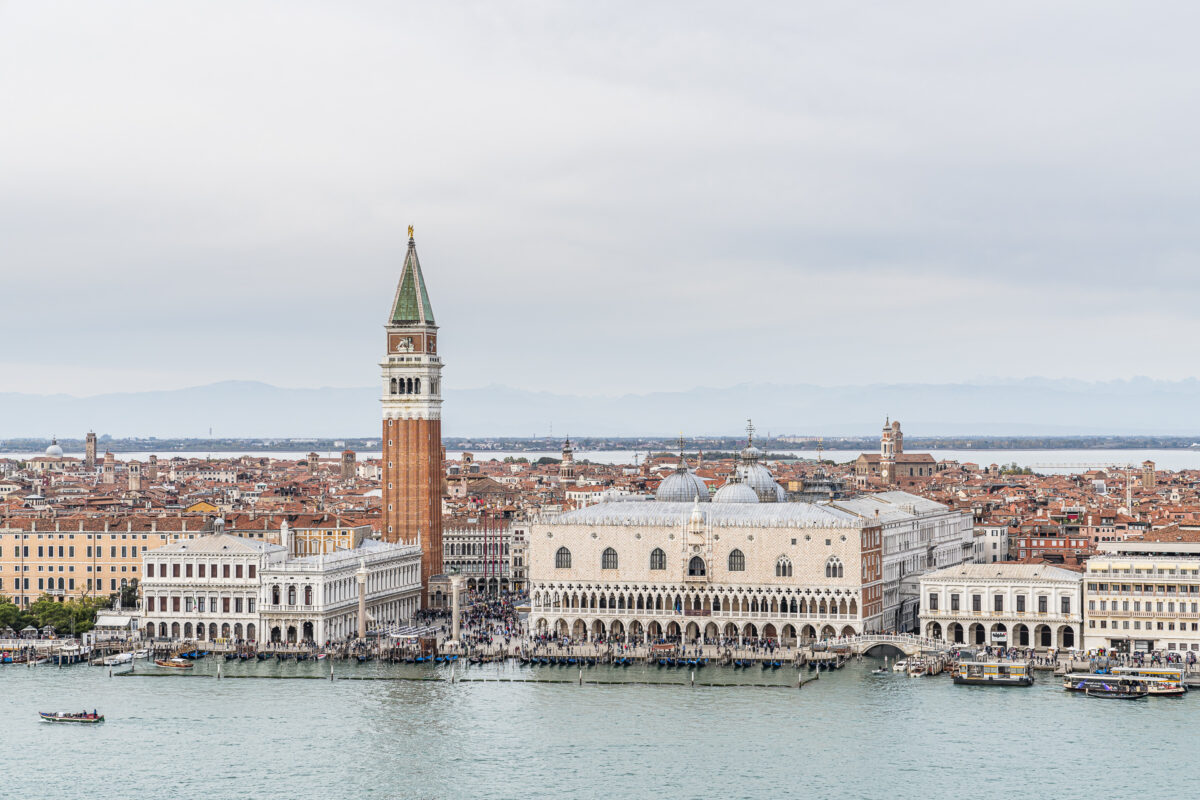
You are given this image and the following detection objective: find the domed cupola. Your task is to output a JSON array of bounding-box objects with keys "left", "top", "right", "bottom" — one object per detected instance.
[
  {"left": 737, "top": 420, "right": 787, "bottom": 503},
  {"left": 44, "top": 437, "right": 64, "bottom": 459},
  {"left": 712, "top": 462, "right": 759, "bottom": 504},
  {"left": 655, "top": 437, "right": 710, "bottom": 503}
]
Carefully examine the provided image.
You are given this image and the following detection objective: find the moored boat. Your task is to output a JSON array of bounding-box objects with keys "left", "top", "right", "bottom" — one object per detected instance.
[
  {"left": 1086, "top": 688, "right": 1148, "bottom": 700},
  {"left": 155, "top": 658, "right": 193, "bottom": 669},
  {"left": 1064, "top": 673, "right": 1184, "bottom": 697},
  {"left": 952, "top": 660, "right": 1034, "bottom": 687},
  {"left": 40, "top": 711, "right": 104, "bottom": 724}
]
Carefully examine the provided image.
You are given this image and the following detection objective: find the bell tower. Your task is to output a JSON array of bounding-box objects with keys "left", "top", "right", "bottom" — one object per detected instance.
[{"left": 381, "top": 227, "right": 444, "bottom": 606}]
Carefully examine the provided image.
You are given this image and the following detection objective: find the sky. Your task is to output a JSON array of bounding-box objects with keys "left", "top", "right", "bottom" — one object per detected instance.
[{"left": 4, "top": 1, "right": 1200, "bottom": 398}]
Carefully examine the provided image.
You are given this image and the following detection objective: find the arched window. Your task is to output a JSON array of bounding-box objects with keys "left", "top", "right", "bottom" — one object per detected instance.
[
  {"left": 728, "top": 549, "right": 745, "bottom": 571},
  {"left": 776, "top": 557, "right": 793, "bottom": 578},
  {"left": 649, "top": 548, "right": 666, "bottom": 570},
  {"left": 555, "top": 547, "right": 571, "bottom": 569},
  {"left": 414, "top": 378, "right": 421, "bottom": 394},
  {"left": 390, "top": 378, "right": 398, "bottom": 395},
  {"left": 287, "top": 585, "right": 296, "bottom": 605},
  {"left": 602, "top": 547, "right": 618, "bottom": 570},
  {"left": 688, "top": 556, "right": 706, "bottom": 577},
  {"left": 825, "top": 557, "right": 843, "bottom": 579},
  {"left": 272, "top": 585, "right": 280, "bottom": 605},
  {"left": 304, "top": 586, "right": 312, "bottom": 606}
]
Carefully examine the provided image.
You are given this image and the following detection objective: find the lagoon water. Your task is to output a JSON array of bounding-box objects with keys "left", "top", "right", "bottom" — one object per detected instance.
[
  {"left": 7, "top": 447, "right": 1200, "bottom": 473},
  {"left": 8, "top": 656, "right": 1197, "bottom": 798}
]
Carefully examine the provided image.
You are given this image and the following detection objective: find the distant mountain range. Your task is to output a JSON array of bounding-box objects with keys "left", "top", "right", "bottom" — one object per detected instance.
[{"left": 3, "top": 378, "right": 1200, "bottom": 438}]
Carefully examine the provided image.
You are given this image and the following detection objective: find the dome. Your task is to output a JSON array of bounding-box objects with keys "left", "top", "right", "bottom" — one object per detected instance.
[
  {"left": 739, "top": 463, "right": 787, "bottom": 502},
  {"left": 713, "top": 479, "right": 759, "bottom": 504},
  {"left": 656, "top": 466, "right": 710, "bottom": 503},
  {"left": 740, "top": 443, "right": 762, "bottom": 461},
  {"left": 44, "top": 439, "right": 63, "bottom": 459}
]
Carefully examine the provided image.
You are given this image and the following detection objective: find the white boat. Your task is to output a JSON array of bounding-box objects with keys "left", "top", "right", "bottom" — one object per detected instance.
[
  {"left": 133, "top": 649, "right": 149, "bottom": 660},
  {"left": 907, "top": 658, "right": 928, "bottom": 677},
  {"left": 892, "top": 660, "right": 908, "bottom": 673},
  {"left": 102, "top": 652, "right": 133, "bottom": 666}
]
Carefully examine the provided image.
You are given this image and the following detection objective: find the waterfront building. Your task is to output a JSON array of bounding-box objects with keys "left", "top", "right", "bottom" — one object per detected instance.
[
  {"left": 140, "top": 524, "right": 422, "bottom": 643},
  {"left": 380, "top": 229, "right": 444, "bottom": 605},
  {"left": 919, "top": 563, "right": 1082, "bottom": 649},
  {"left": 141, "top": 532, "right": 278, "bottom": 641},
  {"left": 529, "top": 454, "right": 891, "bottom": 643},
  {"left": 259, "top": 536, "right": 422, "bottom": 644},
  {"left": 0, "top": 516, "right": 216, "bottom": 606},
  {"left": 1083, "top": 528, "right": 1200, "bottom": 654},
  {"left": 829, "top": 491, "right": 975, "bottom": 632}
]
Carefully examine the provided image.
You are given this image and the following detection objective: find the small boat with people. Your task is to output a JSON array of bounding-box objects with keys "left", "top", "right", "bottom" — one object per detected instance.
[{"left": 40, "top": 710, "right": 104, "bottom": 724}]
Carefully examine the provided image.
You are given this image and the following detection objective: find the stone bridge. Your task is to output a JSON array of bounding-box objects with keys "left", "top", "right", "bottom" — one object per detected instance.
[{"left": 829, "top": 633, "right": 947, "bottom": 658}]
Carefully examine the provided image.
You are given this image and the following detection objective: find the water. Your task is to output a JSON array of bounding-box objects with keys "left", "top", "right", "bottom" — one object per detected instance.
[
  {"left": 7, "top": 657, "right": 1197, "bottom": 797},
  {"left": 7, "top": 447, "right": 1200, "bottom": 472}
]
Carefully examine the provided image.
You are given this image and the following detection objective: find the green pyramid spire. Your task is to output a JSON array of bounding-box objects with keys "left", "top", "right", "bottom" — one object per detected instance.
[{"left": 389, "top": 232, "right": 436, "bottom": 325}]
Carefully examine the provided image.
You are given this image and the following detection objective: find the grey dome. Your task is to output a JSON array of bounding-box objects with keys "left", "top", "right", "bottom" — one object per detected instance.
[
  {"left": 656, "top": 468, "right": 710, "bottom": 503},
  {"left": 739, "top": 462, "right": 787, "bottom": 503},
  {"left": 712, "top": 479, "right": 759, "bottom": 504},
  {"left": 44, "top": 439, "right": 63, "bottom": 458}
]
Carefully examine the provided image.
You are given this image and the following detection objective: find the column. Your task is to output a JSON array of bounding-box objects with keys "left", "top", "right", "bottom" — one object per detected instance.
[
  {"left": 356, "top": 559, "right": 368, "bottom": 640},
  {"left": 448, "top": 574, "right": 464, "bottom": 645}
]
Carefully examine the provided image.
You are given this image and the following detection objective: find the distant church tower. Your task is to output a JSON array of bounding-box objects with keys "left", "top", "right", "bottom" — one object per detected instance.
[
  {"left": 85, "top": 431, "right": 97, "bottom": 470},
  {"left": 381, "top": 227, "right": 444, "bottom": 606},
  {"left": 341, "top": 450, "right": 357, "bottom": 480},
  {"left": 880, "top": 418, "right": 902, "bottom": 485},
  {"left": 128, "top": 461, "right": 142, "bottom": 492},
  {"left": 1142, "top": 460, "right": 1156, "bottom": 489},
  {"left": 559, "top": 438, "right": 576, "bottom": 484}
]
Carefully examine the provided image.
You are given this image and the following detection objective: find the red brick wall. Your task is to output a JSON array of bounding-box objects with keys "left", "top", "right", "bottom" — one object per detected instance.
[{"left": 382, "top": 416, "right": 443, "bottom": 605}]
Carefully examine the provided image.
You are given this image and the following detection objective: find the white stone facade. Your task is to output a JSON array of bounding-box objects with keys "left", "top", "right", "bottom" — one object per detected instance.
[
  {"left": 259, "top": 539, "right": 422, "bottom": 644},
  {"left": 1082, "top": 555, "right": 1200, "bottom": 654},
  {"left": 141, "top": 533, "right": 422, "bottom": 645},
  {"left": 141, "top": 533, "right": 284, "bottom": 642},
  {"left": 919, "top": 563, "right": 1082, "bottom": 650},
  {"left": 529, "top": 500, "right": 884, "bottom": 644}
]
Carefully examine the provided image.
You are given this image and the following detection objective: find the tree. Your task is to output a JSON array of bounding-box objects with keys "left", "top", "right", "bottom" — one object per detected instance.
[
  {"left": 0, "top": 597, "right": 28, "bottom": 632},
  {"left": 116, "top": 578, "right": 140, "bottom": 609}
]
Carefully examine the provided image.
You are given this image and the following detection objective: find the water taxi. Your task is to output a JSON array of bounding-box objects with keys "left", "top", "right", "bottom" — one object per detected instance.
[
  {"left": 892, "top": 660, "right": 908, "bottom": 673},
  {"left": 155, "top": 658, "right": 193, "bottom": 669},
  {"left": 952, "top": 660, "right": 1034, "bottom": 687},
  {"left": 102, "top": 652, "right": 133, "bottom": 666},
  {"left": 40, "top": 711, "right": 104, "bottom": 724},
  {"left": 906, "top": 658, "right": 928, "bottom": 677},
  {"left": 1085, "top": 688, "right": 1148, "bottom": 700}
]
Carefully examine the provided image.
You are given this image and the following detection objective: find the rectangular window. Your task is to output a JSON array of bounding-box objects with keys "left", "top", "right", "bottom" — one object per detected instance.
[
  {"left": 249, "top": 565, "right": 256, "bottom": 579},
  {"left": 198, "top": 597, "right": 205, "bottom": 612},
  {"left": 222, "top": 597, "right": 230, "bottom": 613},
  {"left": 235, "top": 597, "right": 243, "bottom": 613},
  {"left": 993, "top": 595, "right": 1003, "bottom": 612},
  {"left": 110, "top": 579, "right": 116, "bottom": 590},
  {"left": 235, "top": 564, "right": 243, "bottom": 578},
  {"left": 928, "top": 593, "right": 938, "bottom": 611},
  {"left": 1038, "top": 596, "right": 1048, "bottom": 613},
  {"left": 223, "top": 564, "right": 230, "bottom": 578},
  {"left": 1061, "top": 597, "right": 1070, "bottom": 614},
  {"left": 172, "top": 596, "right": 180, "bottom": 612},
  {"left": 147, "top": 563, "right": 155, "bottom": 578},
  {"left": 37, "top": 546, "right": 43, "bottom": 557},
  {"left": 86, "top": 546, "right": 92, "bottom": 558},
  {"left": 173, "top": 564, "right": 180, "bottom": 578},
  {"left": 147, "top": 597, "right": 155, "bottom": 612},
  {"left": 185, "top": 597, "right": 194, "bottom": 612},
  {"left": 972, "top": 595, "right": 981, "bottom": 612},
  {"left": 950, "top": 594, "right": 960, "bottom": 611},
  {"left": 186, "top": 564, "right": 193, "bottom": 578},
  {"left": 247, "top": 598, "right": 255, "bottom": 613},
  {"left": 110, "top": 547, "right": 116, "bottom": 558},
  {"left": 1017, "top": 595, "right": 1026, "bottom": 613}
]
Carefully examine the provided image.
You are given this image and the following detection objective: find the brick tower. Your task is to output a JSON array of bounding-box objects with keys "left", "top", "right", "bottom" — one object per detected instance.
[{"left": 381, "top": 227, "right": 444, "bottom": 605}]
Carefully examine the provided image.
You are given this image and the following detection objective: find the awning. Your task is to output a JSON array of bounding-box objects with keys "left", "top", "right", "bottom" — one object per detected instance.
[
  {"left": 1108, "top": 563, "right": 1131, "bottom": 570},
  {"left": 93, "top": 615, "right": 133, "bottom": 628}
]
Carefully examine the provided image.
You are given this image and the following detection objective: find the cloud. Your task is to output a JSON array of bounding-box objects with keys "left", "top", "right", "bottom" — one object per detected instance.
[{"left": 3, "top": 1, "right": 1200, "bottom": 401}]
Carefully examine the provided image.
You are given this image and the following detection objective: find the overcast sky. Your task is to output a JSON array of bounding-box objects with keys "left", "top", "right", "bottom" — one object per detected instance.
[{"left": 4, "top": 2, "right": 1200, "bottom": 398}]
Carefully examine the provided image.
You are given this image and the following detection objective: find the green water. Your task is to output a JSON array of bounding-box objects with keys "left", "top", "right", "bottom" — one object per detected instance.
[{"left": 6, "top": 657, "right": 1193, "bottom": 798}]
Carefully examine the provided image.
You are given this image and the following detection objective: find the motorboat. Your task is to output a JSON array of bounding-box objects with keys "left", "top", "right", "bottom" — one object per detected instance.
[
  {"left": 892, "top": 660, "right": 908, "bottom": 673},
  {"left": 1085, "top": 688, "right": 1148, "bottom": 700},
  {"left": 155, "top": 658, "right": 193, "bottom": 669},
  {"left": 40, "top": 711, "right": 104, "bottom": 724},
  {"left": 102, "top": 652, "right": 133, "bottom": 666},
  {"left": 132, "top": 649, "right": 149, "bottom": 660}
]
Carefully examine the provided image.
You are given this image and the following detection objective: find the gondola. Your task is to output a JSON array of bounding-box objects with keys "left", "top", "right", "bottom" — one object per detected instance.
[
  {"left": 256, "top": 652, "right": 271, "bottom": 660},
  {"left": 224, "top": 653, "right": 237, "bottom": 661},
  {"left": 296, "top": 653, "right": 309, "bottom": 662},
  {"left": 1086, "top": 688, "right": 1148, "bottom": 700}
]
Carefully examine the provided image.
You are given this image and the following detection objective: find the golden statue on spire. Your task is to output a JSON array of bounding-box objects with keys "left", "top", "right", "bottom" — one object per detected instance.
[{"left": 408, "top": 225, "right": 414, "bottom": 239}]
